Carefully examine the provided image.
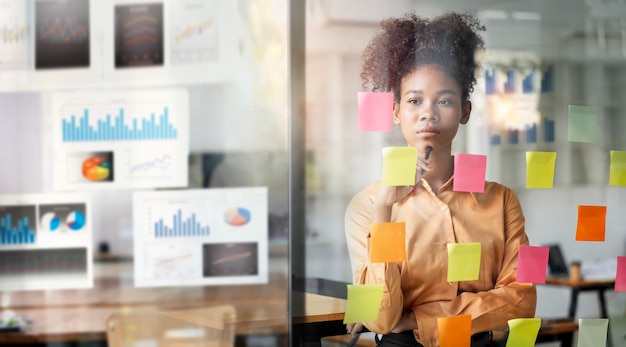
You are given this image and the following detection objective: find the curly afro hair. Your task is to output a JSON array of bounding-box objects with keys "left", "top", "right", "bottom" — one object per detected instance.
[{"left": 361, "top": 12, "right": 485, "bottom": 102}]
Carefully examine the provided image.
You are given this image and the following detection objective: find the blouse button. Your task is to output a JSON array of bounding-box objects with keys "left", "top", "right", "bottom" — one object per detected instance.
[{"left": 440, "top": 205, "right": 447, "bottom": 211}]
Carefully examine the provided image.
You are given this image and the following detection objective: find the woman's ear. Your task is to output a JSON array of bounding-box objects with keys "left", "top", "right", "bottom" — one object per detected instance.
[
  {"left": 460, "top": 100, "right": 472, "bottom": 124},
  {"left": 393, "top": 102, "right": 401, "bottom": 125}
]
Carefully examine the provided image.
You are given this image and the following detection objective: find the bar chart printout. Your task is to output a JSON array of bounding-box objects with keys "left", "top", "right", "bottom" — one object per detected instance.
[
  {"left": 154, "top": 209, "right": 210, "bottom": 238},
  {"left": 62, "top": 107, "right": 178, "bottom": 142},
  {"left": 0, "top": 205, "right": 36, "bottom": 245}
]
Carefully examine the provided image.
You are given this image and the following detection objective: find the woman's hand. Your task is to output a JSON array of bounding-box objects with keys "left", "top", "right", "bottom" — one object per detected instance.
[
  {"left": 346, "top": 322, "right": 364, "bottom": 336},
  {"left": 390, "top": 310, "right": 417, "bottom": 333}
]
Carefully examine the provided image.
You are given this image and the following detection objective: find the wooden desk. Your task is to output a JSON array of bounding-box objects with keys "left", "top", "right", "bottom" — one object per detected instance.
[{"left": 544, "top": 276, "right": 615, "bottom": 318}]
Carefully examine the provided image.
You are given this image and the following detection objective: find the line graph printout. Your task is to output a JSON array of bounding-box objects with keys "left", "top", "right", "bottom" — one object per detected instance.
[
  {"left": 0, "top": 193, "right": 92, "bottom": 291},
  {"left": 170, "top": 0, "right": 218, "bottom": 65},
  {"left": 133, "top": 187, "right": 268, "bottom": 287},
  {"left": 51, "top": 89, "right": 189, "bottom": 190},
  {"left": 0, "top": 0, "right": 30, "bottom": 71}
]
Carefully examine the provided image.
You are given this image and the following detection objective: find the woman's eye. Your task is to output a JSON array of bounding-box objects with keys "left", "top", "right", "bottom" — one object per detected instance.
[
  {"left": 408, "top": 99, "right": 421, "bottom": 105},
  {"left": 438, "top": 99, "right": 452, "bottom": 105}
]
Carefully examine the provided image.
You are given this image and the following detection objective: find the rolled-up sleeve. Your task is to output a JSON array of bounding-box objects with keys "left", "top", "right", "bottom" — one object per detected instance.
[
  {"left": 411, "top": 188, "right": 537, "bottom": 347},
  {"left": 345, "top": 191, "right": 403, "bottom": 334}
]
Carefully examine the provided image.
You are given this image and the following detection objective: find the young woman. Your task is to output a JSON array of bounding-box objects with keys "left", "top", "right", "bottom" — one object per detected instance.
[{"left": 344, "top": 12, "right": 536, "bottom": 347}]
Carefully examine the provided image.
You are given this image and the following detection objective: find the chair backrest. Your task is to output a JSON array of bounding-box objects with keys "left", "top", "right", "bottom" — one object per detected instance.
[{"left": 106, "top": 305, "right": 236, "bottom": 347}]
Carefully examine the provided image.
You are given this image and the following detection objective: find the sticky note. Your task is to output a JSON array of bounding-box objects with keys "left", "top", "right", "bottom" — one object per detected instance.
[
  {"left": 615, "top": 256, "right": 626, "bottom": 292},
  {"left": 575, "top": 205, "right": 606, "bottom": 241},
  {"left": 370, "top": 222, "right": 406, "bottom": 263},
  {"left": 609, "top": 150, "right": 626, "bottom": 186},
  {"left": 577, "top": 318, "right": 608, "bottom": 347},
  {"left": 453, "top": 154, "right": 486, "bottom": 193},
  {"left": 517, "top": 245, "right": 549, "bottom": 284},
  {"left": 568, "top": 105, "right": 598, "bottom": 143},
  {"left": 526, "top": 152, "right": 557, "bottom": 189},
  {"left": 438, "top": 315, "right": 471, "bottom": 347},
  {"left": 447, "top": 243, "right": 481, "bottom": 282},
  {"left": 505, "top": 318, "right": 541, "bottom": 347},
  {"left": 358, "top": 92, "right": 393, "bottom": 132},
  {"left": 382, "top": 147, "right": 417, "bottom": 186},
  {"left": 343, "top": 284, "right": 384, "bottom": 324}
]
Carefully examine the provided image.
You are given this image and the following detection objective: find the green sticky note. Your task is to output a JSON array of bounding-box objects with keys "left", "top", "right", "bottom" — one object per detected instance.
[
  {"left": 447, "top": 243, "right": 481, "bottom": 282},
  {"left": 381, "top": 147, "right": 417, "bottom": 186},
  {"left": 343, "top": 284, "right": 384, "bottom": 324},
  {"left": 577, "top": 318, "right": 608, "bottom": 347},
  {"left": 568, "top": 105, "right": 598, "bottom": 143},
  {"left": 526, "top": 152, "right": 557, "bottom": 189},
  {"left": 609, "top": 151, "right": 626, "bottom": 186},
  {"left": 506, "top": 318, "right": 541, "bottom": 347}
]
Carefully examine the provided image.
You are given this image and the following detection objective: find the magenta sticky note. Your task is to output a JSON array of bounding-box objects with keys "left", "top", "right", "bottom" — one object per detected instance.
[
  {"left": 358, "top": 92, "right": 393, "bottom": 132},
  {"left": 615, "top": 256, "right": 626, "bottom": 292},
  {"left": 517, "top": 245, "right": 549, "bottom": 284},
  {"left": 453, "top": 154, "right": 487, "bottom": 193}
]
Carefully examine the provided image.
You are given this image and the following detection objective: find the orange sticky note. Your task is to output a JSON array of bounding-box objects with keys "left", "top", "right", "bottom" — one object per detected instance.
[
  {"left": 575, "top": 205, "right": 607, "bottom": 241},
  {"left": 438, "top": 315, "right": 471, "bottom": 347},
  {"left": 358, "top": 92, "right": 393, "bottom": 132},
  {"left": 370, "top": 223, "right": 406, "bottom": 263}
]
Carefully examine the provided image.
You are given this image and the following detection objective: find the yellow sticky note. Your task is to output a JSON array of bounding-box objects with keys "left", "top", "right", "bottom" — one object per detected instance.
[
  {"left": 438, "top": 315, "right": 471, "bottom": 347},
  {"left": 382, "top": 147, "right": 417, "bottom": 186},
  {"left": 526, "top": 152, "right": 557, "bottom": 189},
  {"left": 343, "top": 284, "right": 384, "bottom": 324},
  {"left": 370, "top": 223, "right": 406, "bottom": 263},
  {"left": 609, "top": 150, "right": 626, "bottom": 186},
  {"left": 505, "top": 318, "right": 541, "bottom": 347},
  {"left": 447, "top": 243, "right": 481, "bottom": 282}
]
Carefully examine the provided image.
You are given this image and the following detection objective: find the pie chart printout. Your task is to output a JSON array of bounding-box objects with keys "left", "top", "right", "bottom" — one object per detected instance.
[
  {"left": 66, "top": 211, "right": 85, "bottom": 231},
  {"left": 40, "top": 212, "right": 61, "bottom": 232},
  {"left": 224, "top": 207, "right": 251, "bottom": 226}
]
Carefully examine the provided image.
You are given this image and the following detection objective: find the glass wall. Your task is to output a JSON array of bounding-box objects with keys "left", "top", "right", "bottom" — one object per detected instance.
[
  {"left": 0, "top": 0, "right": 290, "bottom": 346},
  {"left": 304, "top": 0, "right": 626, "bottom": 339}
]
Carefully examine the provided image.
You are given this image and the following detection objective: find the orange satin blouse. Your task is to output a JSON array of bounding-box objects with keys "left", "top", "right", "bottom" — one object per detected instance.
[{"left": 345, "top": 177, "right": 537, "bottom": 347}]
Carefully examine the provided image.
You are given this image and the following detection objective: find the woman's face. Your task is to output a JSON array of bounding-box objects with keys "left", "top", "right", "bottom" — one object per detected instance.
[{"left": 392, "top": 65, "right": 470, "bottom": 151}]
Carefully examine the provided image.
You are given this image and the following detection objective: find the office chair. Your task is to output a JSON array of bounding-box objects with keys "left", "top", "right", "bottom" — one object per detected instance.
[{"left": 106, "top": 305, "right": 236, "bottom": 347}]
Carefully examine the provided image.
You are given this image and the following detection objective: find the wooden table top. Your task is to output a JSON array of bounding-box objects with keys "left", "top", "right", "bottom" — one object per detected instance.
[{"left": 544, "top": 276, "right": 615, "bottom": 289}]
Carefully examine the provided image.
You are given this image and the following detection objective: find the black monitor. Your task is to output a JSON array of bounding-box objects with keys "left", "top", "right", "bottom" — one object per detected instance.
[{"left": 545, "top": 244, "right": 569, "bottom": 277}]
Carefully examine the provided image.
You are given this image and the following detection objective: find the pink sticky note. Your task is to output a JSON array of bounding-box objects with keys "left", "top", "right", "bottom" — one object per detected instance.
[
  {"left": 615, "top": 256, "right": 626, "bottom": 292},
  {"left": 517, "top": 245, "right": 549, "bottom": 284},
  {"left": 358, "top": 92, "right": 393, "bottom": 132},
  {"left": 453, "top": 154, "right": 487, "bottom": 192}
]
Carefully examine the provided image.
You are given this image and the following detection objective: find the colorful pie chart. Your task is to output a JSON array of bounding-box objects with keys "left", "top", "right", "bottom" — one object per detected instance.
[
  {"left": 82, "top": 156, "right": 111, "bottom": 181},
  {"left": 40, "top": 212, "right": 61, "bottom": 232},
  {"left": 66, "top": 211, "right": 86, "bottom": 231},
  {"left": 224, "top": 208, "right": 251, "bottom": 226}
]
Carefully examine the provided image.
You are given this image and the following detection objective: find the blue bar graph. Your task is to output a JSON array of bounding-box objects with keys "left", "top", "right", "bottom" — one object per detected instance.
[
  {"left": 62, "top": 107, "right": 177, "bottom": 142},
  {"left": 543, "top": 118, "right": 555, "bottom": 142},
  {"left": 504, "top": 69, "right": 515, "bottom": 94},
  {"left": 522, "top": 72, "right": 534, "bottom": 94},
  {"left": 507, "top": 128, "right": 519, "bottom": 144},
  {"left": 541, "top": 65, "right": 553, "bottom": 93},
  {"left": 525, "top": 123, "right": 537, "bottom": 143},
  {"left": 485, "top": 68, "right": 496, "bottom": 95},
  {"left": 154, "top": 209, "right": 210, "bottom": 238},
  {"left": 1, "top": 209, "right": 36, "bottom": 245},
  {"left": 490, "top": 134, "right": 501, "bottom": 145}
]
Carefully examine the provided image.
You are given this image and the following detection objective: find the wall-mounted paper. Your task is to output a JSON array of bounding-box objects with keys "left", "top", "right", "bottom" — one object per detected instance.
[
  {"left": 453, "top": 154, "right": 486, "bottom": 193},
  {"left": 525, "top": 152, "right": 557, "bottom": 189},
  {"left": 447, "top": 242, "right": 481, "bottom": 282},
  {"left": 609, "top": 150, "right": 626, "bottom": 187},
  {"left": 370, "top": 222, "right": 406, "bottom": 263},
  {"left": 575, "top": 205, "right": 607, "bottom": 242},
  {"left": 133, "top": 187, "right": 268, "bottom": 288},
  {"left": 438, "top": 314, "right": 471, "bottom": 347},
  {"left": 358, "top": 92, "right": 393, "bottom": 132},
  {"left": 577, "top": 318, "right": 608, "bottom": 347},
  {"left": 615, "top": 256, "right": 626, "bottom": 292},
  {"left": 568, "top": 105, "right": 598, "bottom": 143},
  {"left": 517, "top": 245, "right": 549, "bottom": 284},
  {"left": 382, "top": 147, "right": 417, "bottom": 186},
  {"left": 505, "top": 318, "right": 541, "bottom": 347},
  {"left": 343, "top": 284, "right": 384, "bottom": 324}
]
